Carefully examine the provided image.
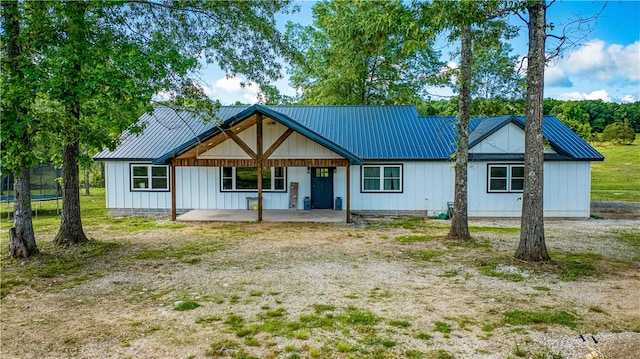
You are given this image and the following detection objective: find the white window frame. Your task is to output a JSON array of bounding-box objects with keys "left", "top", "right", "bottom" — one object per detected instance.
[
  {"left": 361, "top": 164, "right": 403, "bottom": 193},
  {"left": 220, "top": 167, "right": 287, "bottom": 192},
  {"left": 487, "top": 164, "right": 524, "bottom": 193},
  {"left": 130, "top": 164, "right": 170, "bottom": 192}
]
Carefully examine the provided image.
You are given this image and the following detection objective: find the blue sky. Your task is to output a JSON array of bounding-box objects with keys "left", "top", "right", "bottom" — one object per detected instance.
[{"left": 199, "top": 1, "right": 640, "bottom": 105}]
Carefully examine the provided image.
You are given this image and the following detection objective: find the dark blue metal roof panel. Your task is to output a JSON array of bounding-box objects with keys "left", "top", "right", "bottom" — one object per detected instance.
[
  {"left": 94, "top": 106, "right": 246, "bottom": 161},
  {"left": 539, "top": 115, "right": 604, "bottom": 160},
  {"left": 467, "top": 115, "right": 603, "bottom": 161},
  {"left": 96, "top": 106, "right": 603, "bottom": 163}
]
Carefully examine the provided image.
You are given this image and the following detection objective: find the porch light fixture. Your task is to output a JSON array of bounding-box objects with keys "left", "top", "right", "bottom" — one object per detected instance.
[{"left": 307, "top": 167, "right": 310, "bottom": 173}]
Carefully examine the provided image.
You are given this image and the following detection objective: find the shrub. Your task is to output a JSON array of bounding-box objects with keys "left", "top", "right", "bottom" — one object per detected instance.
[{"left": 602, "top": 120, "right": 636, "bottom": 144}]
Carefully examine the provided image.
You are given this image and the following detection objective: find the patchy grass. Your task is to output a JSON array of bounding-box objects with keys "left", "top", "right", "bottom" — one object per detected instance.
[
  {"left": 135, "top": 240, "right": 222, "bottom": 262},
  {"left": 503, "top": 310, "right": 581, "bottom": 329},
  {"left": 476, "top": 260, "right": 526, "bottom": 282},
  {"left": 407, "top": 250, "right": 442, "bottom": 262},
  {"left": 0, "top": 188, "right": 187, "bottom": 233},
  {"left": 1, "top": 189, "right": 637, "bottom": 358},
  {"left": 174, "top": 301, "right": 201, "bottom": 311},
  {"left": 15, "top": 240, "right": 119, "bottom": 281},
  {"left": 434, "top": 321, "right": 453, "bottom": 334},
  {"left": 388, "top": 319, "right": 412, "bottom": 328},
  {"left": 533, "top": 286, "right": 551, "bottom": 292},
  {"left": 469, "top": 226, "right": 520, "bottom": 234},
  {"left": 337, "top": 306, "right": 380, "bottom": 326},
  {"left": 591, "top": 139, "right": 640, "bottom": 202},
  {"left": 206, "top": 338, "right": 241, "bottom": 357},
  {"left": 612, "top": 228, "right": 640, "bottom": 261}
]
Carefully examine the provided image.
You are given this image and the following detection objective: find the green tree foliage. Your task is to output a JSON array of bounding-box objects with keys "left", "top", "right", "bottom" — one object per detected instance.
[
  {"left": 602, "top": 120, "right": 636, "bottom": 144},
  {"left": 470, "top": 41, "right": 525, "bottom": 99},
  {"left": 418, "top": 98, "right": 638, "bottom": 134},
  {"left": 285, "top": 0, "right": 442, "bottom": 105},
  {"left": 425, "top": 0, "right": 522, "bottom": 240},
  {"left": 551, "top": 101, "right": 592, "bottom": 140},
  {"left": 616, "top": 102, "right": 640, "bottom": 133},
  {"left": 3, "top": 0, "right": 293, "bottom": 246}
]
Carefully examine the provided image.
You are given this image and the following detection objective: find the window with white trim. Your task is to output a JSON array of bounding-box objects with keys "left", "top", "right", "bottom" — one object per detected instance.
[
  {"left": 361, "top": 165, "right": 402, "bottom": 192},
  {"left": 221, "top": 167, "right": 286, "bottom": 192},
  {"left": 130, "top": 164, "right": 169, "bottom": 191},
  {"left": 488, "top": 164, "right": 524, "bottom": 192}
]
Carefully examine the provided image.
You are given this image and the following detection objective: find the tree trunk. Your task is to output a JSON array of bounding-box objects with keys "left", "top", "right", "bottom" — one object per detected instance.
[
  {"left": 54, "top": 2, "right": 89, "bottom": 247},
  {"left": 10, "top": 168, "right": 39, "bottom": 258},
  {"left": 54, "top": 140, "right": 89, "bottom": 246},
  {"left": 516, "top": 1, "right": 550, "bottom": 262},
  {"left": 448, "top": 23, "right": 471, "bottom": 240},
  {"left": 3, "top": 0, "right": 39, "bottom": 258}
]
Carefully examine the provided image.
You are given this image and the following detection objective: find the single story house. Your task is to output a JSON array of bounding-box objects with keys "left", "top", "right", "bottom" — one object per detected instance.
[{"left": 94, "top": 104, "right": 604, "bottom": 221}]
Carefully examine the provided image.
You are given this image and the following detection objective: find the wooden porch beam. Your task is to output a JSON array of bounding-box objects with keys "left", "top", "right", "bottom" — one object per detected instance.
[
  {"left": 171, "top": 161, "right": 176, "bottom": 221},
  {"left": 257, "top": 113, "right": 263, "bottom": 222},
  {"left": 263, "top": 128, "right": 294, "bottom": 160},
  {"left": 225, "top": 129, "right": 257, "bottom": 160},
  {"left": 346, "top": 163, "right": 351, "bottom": 223},
  {"left": 172, "top": 158, "right": 349, "bottom": 168}
]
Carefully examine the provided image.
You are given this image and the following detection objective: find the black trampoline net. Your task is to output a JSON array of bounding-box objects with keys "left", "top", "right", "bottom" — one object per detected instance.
[{"left": 1, "top": 164, "right": 63, "bottom": 201}]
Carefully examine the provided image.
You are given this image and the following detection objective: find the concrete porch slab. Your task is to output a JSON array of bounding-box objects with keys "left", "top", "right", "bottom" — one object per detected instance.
[{"left": 176, "top": 209, "right": 346, "bottom": 223}]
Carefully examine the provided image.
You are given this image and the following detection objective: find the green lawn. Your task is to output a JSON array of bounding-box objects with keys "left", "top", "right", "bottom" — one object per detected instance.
[
  {"left": 591, "top": 136, "right": 640, "bottom": 202},
  {"left": 0, "top": 188, "right": 184, "bottom": 234}
]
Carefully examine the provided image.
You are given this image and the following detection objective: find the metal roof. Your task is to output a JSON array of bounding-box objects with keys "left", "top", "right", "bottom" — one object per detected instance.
[
  {"left": 95, "top": 106, "right": 603, "bottom": 163},
  {"left": 468, "top": 115, "right": 604, "bottom": 161},
  {"left": 94, "top": 106, "right": 246, "bottom": 161}
]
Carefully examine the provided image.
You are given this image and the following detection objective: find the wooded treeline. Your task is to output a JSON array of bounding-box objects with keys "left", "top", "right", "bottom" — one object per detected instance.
[{"left": 415, "top": 98, "right": 639, "bottom": 136}]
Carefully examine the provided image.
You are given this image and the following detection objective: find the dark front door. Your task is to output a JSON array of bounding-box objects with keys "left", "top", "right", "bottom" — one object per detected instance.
[{"left": 311, "top": 167, "right": 334, "bottom": 209}]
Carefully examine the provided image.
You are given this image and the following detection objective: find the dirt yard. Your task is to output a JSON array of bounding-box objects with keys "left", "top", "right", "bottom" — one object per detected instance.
[{"left": 1, "top": 211, "right": 639, "bottom": 359}]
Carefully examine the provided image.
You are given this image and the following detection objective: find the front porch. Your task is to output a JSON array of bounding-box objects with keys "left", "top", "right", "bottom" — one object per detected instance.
[
  {"left": 176, "top": 209, "right": 346, "bottom": 223},
  {"left": 166, "top": 108, "right": 361, "bottom": 223}
]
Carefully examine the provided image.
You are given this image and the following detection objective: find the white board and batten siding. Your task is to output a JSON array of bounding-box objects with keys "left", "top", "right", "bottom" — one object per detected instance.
[
  {"left": 348, "top": 162, "right": 454, "bottom": 215},
  {"left": 467, "top": 161, "right": 592, "bottom": 218},
  {"left": 105, "top": 161, "right": 173, "bottom": 215},
  {"left": 467, "top": 121, "right": 591, "bottom": 217},
  {"left": 105, "top": 120, "right": 593, "bottom": 218},
  {"left": 106, "top": 162, "right": 313, "bottom": 213}
]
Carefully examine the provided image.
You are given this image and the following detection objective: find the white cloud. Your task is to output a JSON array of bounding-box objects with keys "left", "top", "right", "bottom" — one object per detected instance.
[
  {"left": 203, "top": 76, "right": 260, "bottom": 104},
  {"left": 558, "top": 89, "right": 613, "bottom": 102},
  {"left": 621, "top": 94, "right": 638, "bottom": 103},
  {"left": 565, "top": 40, "right": 608, "bottom": 73},
  {"left": 545, "top": 64, "right": 573, "bottom": 87},
  {"left": 608, "top": 41, "right": 640, "bottom": 82},
  {"left": 558, "top": 39, "right": 640, "bottom": 83}
]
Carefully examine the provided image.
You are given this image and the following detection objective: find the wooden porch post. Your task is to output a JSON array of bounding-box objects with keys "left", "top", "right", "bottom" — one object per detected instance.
[
  {"left": 257, "top": 113, "right": 263, "bottom": 222},
  {"left": 346, "top": 163, "right": 351, "bottom": 223},
  {"left": 171, "top": 161, "right": 176, "bottom": 221}
]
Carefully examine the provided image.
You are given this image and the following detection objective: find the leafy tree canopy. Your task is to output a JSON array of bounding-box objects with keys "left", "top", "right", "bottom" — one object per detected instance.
[{"left": 285, "top": 0, "right": 443, "bottom": 105}]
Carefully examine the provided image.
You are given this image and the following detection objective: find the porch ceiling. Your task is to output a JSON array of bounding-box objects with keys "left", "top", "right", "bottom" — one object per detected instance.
[{"left": 176, "top": 114, "right": 259, "bottom": 160}]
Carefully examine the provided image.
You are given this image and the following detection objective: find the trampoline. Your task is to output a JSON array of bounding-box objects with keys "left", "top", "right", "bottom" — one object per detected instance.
[{"left": 1, "top": 164, "right": 63, "bottom": 218}]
